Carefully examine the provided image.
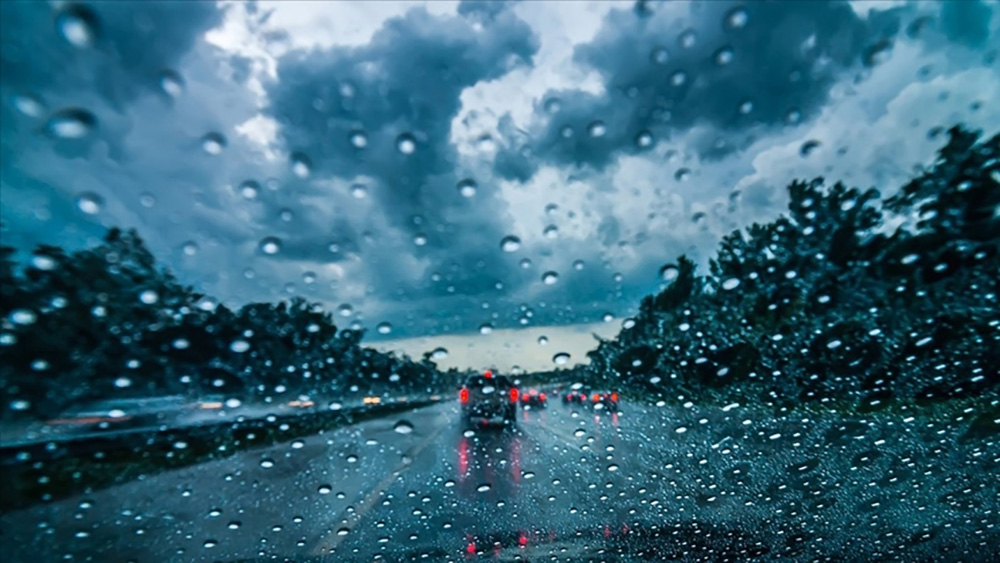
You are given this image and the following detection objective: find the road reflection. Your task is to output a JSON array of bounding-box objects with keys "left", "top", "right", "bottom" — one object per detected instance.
[{"left": 455, "top": 430, "right": 523, "bottom": 500}]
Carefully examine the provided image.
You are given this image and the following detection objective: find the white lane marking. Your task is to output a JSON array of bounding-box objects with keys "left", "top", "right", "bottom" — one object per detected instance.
[{"left": 310, "top": 413, "right": 451, "bottom": 556}]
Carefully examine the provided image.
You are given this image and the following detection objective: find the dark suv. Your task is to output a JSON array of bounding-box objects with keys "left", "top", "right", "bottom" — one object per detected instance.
[{"left": 459, "top": 372, "right": 518, "bottom": 429}]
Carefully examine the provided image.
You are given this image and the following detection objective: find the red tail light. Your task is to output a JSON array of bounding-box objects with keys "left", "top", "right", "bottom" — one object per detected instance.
[
  {"left": 610, "top": 393, "right": 618, "bottom": 402},
  {"left": 510, "top": 387, "right": 519, "bottom": 402},
  {"left": 592, "top": 393, "right": 600, "bottom": 402},
  {"left": 459, "top": 388, "right": 469, "bottom": 403},
  {"left": 540, "top": 393, "right": 547, "bottom": 401}
]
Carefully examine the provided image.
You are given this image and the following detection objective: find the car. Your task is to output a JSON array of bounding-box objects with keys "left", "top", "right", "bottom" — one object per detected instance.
[
  {"left": 459, "top": 371, "right": 518, "bottom": 429},
  {"left": 588, "top": 391, "right": 619, "bottom": 412},
  {"left": 520, "top": 388, "right": 547, "bottom": 408},
  {"left": 562, "top": 387, "right": 591, "bottom": 404}
]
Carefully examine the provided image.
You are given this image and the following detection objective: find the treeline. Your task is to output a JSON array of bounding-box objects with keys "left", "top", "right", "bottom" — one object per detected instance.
[
  {"left": 0, "top": 229, "right": 457, "bottom": 420},
  {"left": 583, "top": 126, "right": 999, "bottom": 408}
]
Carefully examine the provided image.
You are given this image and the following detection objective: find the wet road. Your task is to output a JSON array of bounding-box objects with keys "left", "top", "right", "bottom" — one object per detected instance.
[{"left": 3, "top": 398, "right": 997, "bottom": 562}]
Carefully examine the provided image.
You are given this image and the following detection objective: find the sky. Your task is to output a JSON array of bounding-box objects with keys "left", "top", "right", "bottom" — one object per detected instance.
[{"left": 1, "top": 0, "right": 998, "bottom": 372}]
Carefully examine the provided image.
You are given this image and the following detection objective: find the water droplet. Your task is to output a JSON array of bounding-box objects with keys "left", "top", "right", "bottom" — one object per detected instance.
[
  {"left": 337, "top": 303, "right": 353, "bottom": 317},
  {"left": 675, "top": 426, "right": 688, "bottom": 434},
  {"left": 351, "top": 184, "right": 368, "bottom": 198},
  {"left": 500, "top": 236, "right": 521, "bottom": 252},
  {"left": 230, "top": 340, "right": 250, "bottom": 353},
  {"left": 158, "top": 70, "right": 184, "bottom": 98},
  {"left": 201, "top": 132, "right": 226, "bottom": 155},
  {"left": 588, "top": 121, "right": 607, "bottom": 138},
  {"left": 56, "top": 5, "right": 99, "bottom": 48},
  {"left": 431, "top": 347, "right": 449, "bottom": 360},
  {"left": 542, "top": 271, "right": 559, "bottom": 285},
  {"left": 479, "top": 323, "right": 493, "bottom": 335},
  {"left": 9, "top": 309, "right": 36, "bottom": 325},
  {"left": 172, "top": 338, "right": 189, "bottom": 350},
  {"left": 318, "top": 485, "right": 332, "bottom": 495},
  {"left": 679, "top": 29, "right": 696, "bottom": 48},
  {"left": 203, "top": 540, "right": 218, "bottom": 549},
  {"left": 901, "top": 254, "right": 919, "bottom": 265},
  {"left": 538, "top": 336, "right": 548, "bottom": 345},
  {"left": 635, "top": 131, "right": 653, "bottom": 148},
  {"left": 670, "top": 70, "right": 687, "bottom": 86},
  {"left": 659, "top": 265, "right": 679, "bottom": 281},
  {"left": 227, "top": 521, "right": 241, "bottom": 530},
  {"left": 602, "top": 313, "right": 614, "bottom": 322},
  {"left": 607, "top": 464, "right": 619, "bottom": 472},
  {"left": 181, "top": 241, "right": 198, "bottom": 256},
  {"left": 259, "top": 458, "right": 275, "bottom": 469},
  {"left": 544, "top": 97, "right": 562, "bottom": 114},
  {"left": 47, "top": 108, "right": 96, "bottom": 139},
  {"left": 714, "top": 47, "right": 734, "bottom": 66},
  {"left": 543, "top": 225, "right": 559, "bottom": 239},
  {"left": 722, "top": 277, "right": 741, "bottom": 290},
  {"left": 12, "top": 94, "right": 45, "bottom": 117},
  {"left": 31, "top": 255, "right": 56, "bottom": 270},
  {"left": 259, "top": 237, "right": 282, "bottom": 255},
  {"left": 139, "top": 290, "right": 158, "bottom": 305},
  {"left": 396, "top": 133, "right": 416, "bottom": 155},
  {"left": 114, "top": 376, "right": 132, "bottom": 388},
  {"left": 725, "top": 7, "right": 748, "bottom": 29},
  {"left": 393, "top": 420, "right": 414, "bottom": 434},
  {"left": 786, "top": 108, "right": 802, "bottom": 124},
  {"left": 650, "top": 47, "right": 669, "bottom": 65},
  {"left": 302, "top": 271, "right": 316, "bottom": 284},
  {"left": 476, "top": 484, "right": 491, "bottom": 493},
  {"left": 10, "top": 399, "right": 31, "bottom": 411},
  {"left": 377, "top": 322, "right": 392, "bottom": 335},
  {"left": 674, "top": 168, "right": 691, "bottom": 181},
  {"left": 346, "top": 454, "right": 358, "bottom": 463},
  {"left": 520, "top": 258, "right": 532, "bottom": 269},
  {"left": 739, "top": 100, "right": 754, "bottom": 115},
  {"left": 76, "top": 192, "right": 103, "bottom": 214},
  {"left": 553, "top": 352, "right": 570, "bottom": 365},
  {"left": 290, "top": 152, "right": 312, "bottom": 178},
  {"left": 337, "top": 528, "right": 350, "bottom": 536},
  {"left": 800, "top": 139, "right": 821, "bottom": 157},
  {"left": 349, "top": 130, "right": 368, "bottom": 148},
  {"left": 573, "top": 260, "right": 585, "bottom": 270},
  {"left": 457, "top": 179, "right": 477, "bottom": 197}
]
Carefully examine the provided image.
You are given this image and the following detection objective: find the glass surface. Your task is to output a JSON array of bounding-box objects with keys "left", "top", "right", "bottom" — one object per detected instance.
[{"left": 1, "top": 1, "right": 998, "bottom": 561}]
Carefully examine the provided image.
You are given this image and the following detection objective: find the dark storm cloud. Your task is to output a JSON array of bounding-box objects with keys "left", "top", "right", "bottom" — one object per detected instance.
[
  {"left": 940, "top": 0, "right": 994, "bottom": 48},
  {"left": 0, "top": 1, "right": 223, "bottom": 107},
  {"left": 260, "top": 6, "right": 542, "bottom": 334},
  {"left": 494, "top": 0, "right": 908, "bottom": 180},
  {"left": 0, "top": 0, "right": 225, "bottom": 164}
]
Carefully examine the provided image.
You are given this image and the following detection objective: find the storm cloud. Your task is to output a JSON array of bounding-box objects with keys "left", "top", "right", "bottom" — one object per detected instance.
[{"left": 493, "top": 0, "right": 910, "bottom": 179}]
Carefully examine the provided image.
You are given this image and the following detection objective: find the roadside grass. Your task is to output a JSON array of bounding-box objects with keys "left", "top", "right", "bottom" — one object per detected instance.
[{"left": 0, "top": 399, "right": 437, "bottom": 512}]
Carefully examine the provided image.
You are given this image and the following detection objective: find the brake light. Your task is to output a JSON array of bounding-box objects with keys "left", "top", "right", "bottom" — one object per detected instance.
[
  {"left": 592, "top": 393, "right": 600, "bottom": 402},
  {"left": 510, "top": 387, "right": 519, "bottom": 402},
  {"left": 610, "top": 393, "right": 618, "bottom": 402},
  {"left": 459, "top": 388, "right": 469, "bottom": 403},
  {"left": 484, "top": 370, "right": 492, "bottom": 379},
  {"left": 540, "top": 393, "right": 546, "bottom": 401}
]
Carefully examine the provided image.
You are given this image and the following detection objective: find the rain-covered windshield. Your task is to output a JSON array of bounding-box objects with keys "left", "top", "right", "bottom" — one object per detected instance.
[{"left": 1, "top": 1, "right": 998, "bottom": 561}]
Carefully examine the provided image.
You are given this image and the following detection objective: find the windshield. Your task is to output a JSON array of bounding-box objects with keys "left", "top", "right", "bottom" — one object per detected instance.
[{"left": 1, "top": 1, "right": 998, "bottom": 561}]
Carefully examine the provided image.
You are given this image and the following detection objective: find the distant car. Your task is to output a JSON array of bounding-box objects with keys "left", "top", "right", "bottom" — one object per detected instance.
[
  {"left": 460, "top": 371, "right": 518, "bottom": 429},
  {"left": 562, "top": 388, "right": 591, "bottom": 404},
  {"left": 520, "top": 388, "right": 547, "bottom": 408},
  {"left": 588, "top": 391, "right": 619, "bottom": 412}
]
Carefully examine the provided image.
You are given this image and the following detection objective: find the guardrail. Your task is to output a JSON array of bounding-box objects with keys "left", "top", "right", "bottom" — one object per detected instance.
[{"left": 1, "top": 397, "right": 443, "bottom": 511}]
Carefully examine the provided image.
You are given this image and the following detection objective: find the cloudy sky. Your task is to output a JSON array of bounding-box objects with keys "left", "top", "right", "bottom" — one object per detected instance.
[{"left": 1, "top": 0, "right": 998, "bottom": 371}]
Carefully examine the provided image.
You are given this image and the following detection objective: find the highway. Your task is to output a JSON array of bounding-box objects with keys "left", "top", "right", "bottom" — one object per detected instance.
[{"left": 1, "top": 398, "right": 996, "bottom": 561}]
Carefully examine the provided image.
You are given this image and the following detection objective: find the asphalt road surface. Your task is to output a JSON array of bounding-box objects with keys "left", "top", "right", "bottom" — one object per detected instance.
[{"left": 2, "top": 398, "right": 997, "bottom": 562}]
